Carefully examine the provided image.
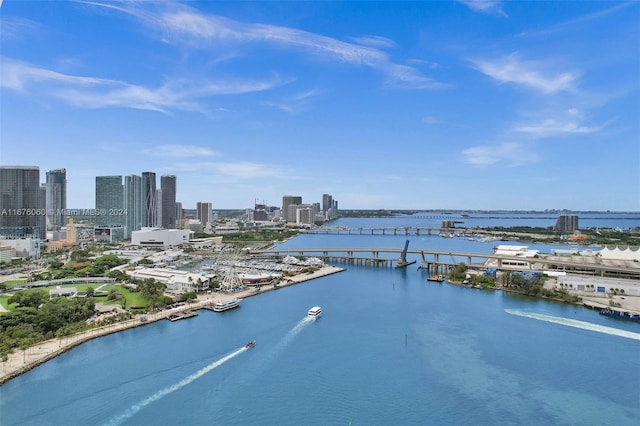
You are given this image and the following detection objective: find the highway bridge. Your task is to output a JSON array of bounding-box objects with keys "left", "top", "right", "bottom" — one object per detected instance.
[
  {"left": 249, "top": 247, "right": 640, "bottom": 279},
  {"left": 302, "top": 227, "right": 455, "bottom": 236}
]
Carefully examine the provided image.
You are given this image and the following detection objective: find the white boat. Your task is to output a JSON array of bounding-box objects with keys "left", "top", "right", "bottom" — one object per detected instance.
[
  {"left": 212, "top": 298, "right": 240, "bottom": 312},
  {"left": 308, "top": 306, "right": 322, "bottom": 318}
]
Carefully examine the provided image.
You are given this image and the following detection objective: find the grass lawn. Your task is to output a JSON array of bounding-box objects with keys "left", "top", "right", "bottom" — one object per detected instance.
[
  {"left": 103, "top": 285, "right": 148, "bottom": 308},
  {"left": 0, "top": 283, "right": 149, "bottom": 311},
  {"left": 0, "top": 279, "right": 28, "bottom": 286},
  {"left": 0, "top": 295, "right": 16, "bottom": 311}
]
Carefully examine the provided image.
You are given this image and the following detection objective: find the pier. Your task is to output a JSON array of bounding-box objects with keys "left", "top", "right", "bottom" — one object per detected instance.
[{"left": 167, "top": 311, "right": 198, "bottom": 322}]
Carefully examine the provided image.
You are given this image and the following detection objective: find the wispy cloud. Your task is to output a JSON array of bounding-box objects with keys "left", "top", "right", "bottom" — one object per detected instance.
[
  {"left": 461, "top": 142, "right": 540, "bottom": 167},
  {"left": 85, "top": 1, "right": 444, "bottom": 90},
  {"left": 349, "top": 35, "right": 396, "bottom": 49},
  {"left": 145, "top": 145, "right": 219, "bottom": 157},
  {"left": 1, "top": 58, "right": 285, "bottom": 113},
  {"left": 512, "top": 108, "right": 610, "bottom": 138},
  {"left": 472, "top": 53, "right": 577, "bottom": 94},
  {"left": 0, "top": 16, "right": 41, "bottom": 41},
  {"left": 518, "top": 2, "right": 635, "bottom": 37},
  {"left": 422, "top": 116, "right": 443, "bottom": 125},
  {"left": 169, "top": 161, "right": 288, "bottom": 179},
  {"left": 458, "top": 0, "right": 507, "bottom": 17}
]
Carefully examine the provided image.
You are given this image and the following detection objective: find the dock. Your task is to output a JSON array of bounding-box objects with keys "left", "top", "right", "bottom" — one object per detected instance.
[{"left": 167, "top": 311, "right": 198, "bottom": 322}]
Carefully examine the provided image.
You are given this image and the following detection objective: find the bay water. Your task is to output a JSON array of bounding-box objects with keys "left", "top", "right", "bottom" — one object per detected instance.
[{"left": 1, "top": 213, "right": 639, "bottom": 425}]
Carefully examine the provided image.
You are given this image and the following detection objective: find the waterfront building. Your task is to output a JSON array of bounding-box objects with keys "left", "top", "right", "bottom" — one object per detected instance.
[
  {"left": 161, "top": 175, "right": 177, "bottom": 229},
  {"left": 196, "top": 202, "right": 212, "bottom": 227},
  {"left": 555, "top": 215, "right": 579, "bottom": 232},
  {"left": 0, "top": 166, "right": 44, "bottom": 240},
  {"left": 282, "top": 195, "right": 302, "bottom": 223},
  {"left": 45, "top": 168, "right": 67, "bottom": 229},
  {"left": 295, "top": 204, "right": 314, "bottom": 226},
  {"left": 141, "top": 172, "right": 157, "bottom": 227},
  {"left": 124, "top": 174, "right": 143, "bottom": 239},
  {"left": 125, "top": 267, "right": 212, "bottom": 293},
  {"left": 95, "top": 176, "right": 124, "bottom": 228},
  {"left": 130, "top": 227, "right": 192, "bottom": 247}
]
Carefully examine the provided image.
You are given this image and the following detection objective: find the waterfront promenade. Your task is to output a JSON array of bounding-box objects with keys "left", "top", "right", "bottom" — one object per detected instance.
[{"left": 0, "top": 265, "right": 344, "bottom": 385}]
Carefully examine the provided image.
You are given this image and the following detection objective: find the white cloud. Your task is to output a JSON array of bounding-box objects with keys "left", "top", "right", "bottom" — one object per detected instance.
[
  {"left": 512, "top": 108, "right": 609, "bottom": 138},
  {"left": 349, "top": 35, "right": 396, "bottom": 49},
  {"left": 0, "top": 58, "right": 286, "bottom": 113},
  {"left": 145, "top": 145, "right": 219, "bottom": 157},
  {"left": 86, "top": 1, "right": 443, "bottom": 90},
  {"left": 513, "top": 119, "right": 604, "bottom": 138},
  {"left": 458, "top": 0, "right": 507, "bottom": 17},
  {"left": 472, "top": 53, "right": 577, "bottom": 94},
  {"left": 461, "top": 142, "right": 540, "bottom": 167}
]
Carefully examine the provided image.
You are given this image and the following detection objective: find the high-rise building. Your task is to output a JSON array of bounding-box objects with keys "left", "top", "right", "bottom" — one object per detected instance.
[
  {"left": 322, "top": 194, "right": 332, "bottom": 214},
  {"left": 141, "top": 172, "right": 156, "bottom": 227},
  {"left": 95, "top": 176, "right": 124, "bottom": 226},
  {"left": 282, "top": 195, "right": 302, "bottom": 223},
  {"left": 175, "top": 202, "right": 183, "bottom": 227},
  {"left": 124, "top": 174, "right": 143, "bottom": 238},
  {"left": 0, "top": 166, "right": 44, "bottom": 239},
  {"left": 295, "top": 204, "right": 314, "bottom": 225},
  {"left": 46, "top": 168, "right": 67, "bottom": 229},
  {"left": 161, "top": 175, "right": 177, "bottom": 229},
  {"left": 555, "top": 215, "right": 579, "bottom": 232},
  {"left": 196, "top": 202, "right": 212, "bottom": 227}
]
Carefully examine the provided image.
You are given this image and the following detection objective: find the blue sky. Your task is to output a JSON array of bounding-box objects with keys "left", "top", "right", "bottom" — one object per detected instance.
[{"left": 1, "top": 1, "right": 638, "bottom": 211}]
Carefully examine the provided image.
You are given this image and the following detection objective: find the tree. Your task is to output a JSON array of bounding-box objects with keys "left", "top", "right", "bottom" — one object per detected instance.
[
  {"left": 138, "top": 278, "right": 166, "bottom": 309},
  {"left": 9, "top": 290, "right": 49, "bottom": 308}
]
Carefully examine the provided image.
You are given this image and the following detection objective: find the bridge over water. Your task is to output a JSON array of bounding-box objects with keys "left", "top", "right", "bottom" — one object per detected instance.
[
  {"left": 250, "top": 247, "right": 640, "bottom": 279},
  {"left": 302, "top": 227, "right": 454, "bottom": 236}
]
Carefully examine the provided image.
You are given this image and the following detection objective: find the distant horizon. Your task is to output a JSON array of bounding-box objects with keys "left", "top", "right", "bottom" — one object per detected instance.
[
  {"left": 61, "top": 206, "right": 640, "bottom": 215},
  {"left": 2, "top": 1, "right": 638, "bottom": 211}
]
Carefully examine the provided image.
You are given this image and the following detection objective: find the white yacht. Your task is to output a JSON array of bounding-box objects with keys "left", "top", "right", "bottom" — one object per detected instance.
[
  {"left": 212, "top": 298, "right": 240, "bottom": 312},
  {"left": 308, "top": 306, "right": 322, "bottom": 318}
]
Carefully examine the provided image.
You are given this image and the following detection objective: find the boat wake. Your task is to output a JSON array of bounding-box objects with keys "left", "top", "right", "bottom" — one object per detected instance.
[
  {"left": 103, "top": 346, "right": 248, "bottom": 426},
  {"left": 505, "top": 309, "right": 640, "bottom": 341},
  {"left": 282, "top": 316, "right": 314, "bottom": 345}
]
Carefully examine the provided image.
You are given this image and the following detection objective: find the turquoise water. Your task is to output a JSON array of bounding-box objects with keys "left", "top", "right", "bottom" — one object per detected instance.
[{"left": 1, "top": 218, "right": 639, "bottom": 425}]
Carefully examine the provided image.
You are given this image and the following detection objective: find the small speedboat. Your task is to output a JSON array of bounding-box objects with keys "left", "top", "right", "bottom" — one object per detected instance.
[{"left": 245, "top": 340, "right": 256, "bottom": 349}]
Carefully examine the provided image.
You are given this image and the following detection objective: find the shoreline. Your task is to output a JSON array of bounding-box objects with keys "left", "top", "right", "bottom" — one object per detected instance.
[{"left": 0, "top": 265, "right": 345, "bottom": 386}]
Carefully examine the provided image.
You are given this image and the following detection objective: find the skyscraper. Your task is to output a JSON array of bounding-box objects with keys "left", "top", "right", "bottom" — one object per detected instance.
[
  {"left": 124, "top": 174, "right": 143, "bottom": 238},
  {"left": 141, "top": 172, "right": 156, "bottom": 227},
  {"left": 196, "top": 202, "right": 212, "bottom": 227},
  {"left": 95, "top": 176, "right": 123, "bottom": 226},
  {"left": 322, "top": 194, "right": 333, "bottom": 215},
  {"left": 0, "top": 166, "right": 44, "bottom": 239},
  {"left": 46, "top": 168, "right": 67, "bottom": 229},
  {"left": 161, "top": 175, "right": 177, "bottom": 229},
  {"left": 555, "top": 215, "right": 579, "bottom": 232},
  {"left": 282, "top": 195, "right": 302, "bottom": 223}
]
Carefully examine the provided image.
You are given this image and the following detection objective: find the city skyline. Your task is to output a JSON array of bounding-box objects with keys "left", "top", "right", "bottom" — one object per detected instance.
[{"left": 1, "top": 1, "right": 639, "bottom": 211}]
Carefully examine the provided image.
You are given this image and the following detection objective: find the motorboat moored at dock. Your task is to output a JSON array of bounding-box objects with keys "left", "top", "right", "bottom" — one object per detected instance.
[
  {"left": 427, "top": 275, "right": 445, "bottom": 282},
  {"left": 211, "top": 298, "right": 240, "bottom": 312}
]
